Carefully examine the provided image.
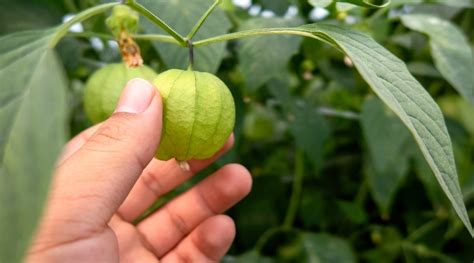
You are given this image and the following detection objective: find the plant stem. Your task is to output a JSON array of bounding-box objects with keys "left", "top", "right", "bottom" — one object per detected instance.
[
  {"left": 193, "top": 28, "right": 319, "bottom": 47},
  {"left": 317, "top": 107, "right": 360, "bottom": 120},
  {"left": 406, "top": 219, "right": 443, "bottom": 242},
  {"left": 254, "top": 226, "right": 285, "bottom": 252},
  {"left": 283, "top": 149, "right": 305, "bottom": 229},
  {"left": 187, "top": 0, "right": 222, "bottom": 40},
  {"left": 132, "top": 34, "right": 179, "bottom": 44},
  {"left": 51, "top": 2, "right": 119, "bottom": 47},
  {"left": 187, "top": 40, "right": 194, "bottom": 70},
  {"left": 354, "top": 178, "right": 368, "bottom": 205},
  {"left": 67, "top": 32, "right": 114, "bottom": 40},
  {"left": 401, "top": 242, "right": 457, "bottom": 263},
  {"left": 126, "top": 1, "right": 187, "bottom": 47}
]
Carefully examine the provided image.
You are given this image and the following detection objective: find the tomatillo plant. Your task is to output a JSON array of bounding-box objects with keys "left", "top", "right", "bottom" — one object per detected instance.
[{"left": 1, "top": 0, "right": 473, "bottom": 262}]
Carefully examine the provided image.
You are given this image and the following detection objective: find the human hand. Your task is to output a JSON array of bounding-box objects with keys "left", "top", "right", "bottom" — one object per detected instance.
[{"left": 26, "top": 79, "right": 252, "bottom": 263}]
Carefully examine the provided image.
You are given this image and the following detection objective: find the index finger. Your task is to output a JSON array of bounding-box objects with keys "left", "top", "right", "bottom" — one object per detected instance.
[{"left": 117, "top": 134, "right": 234, "bottom": 222}]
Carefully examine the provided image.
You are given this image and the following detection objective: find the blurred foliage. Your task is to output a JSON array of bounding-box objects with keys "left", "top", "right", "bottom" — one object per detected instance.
[{"left": 3, "top": 0, "right": 473, "bottom": 262}]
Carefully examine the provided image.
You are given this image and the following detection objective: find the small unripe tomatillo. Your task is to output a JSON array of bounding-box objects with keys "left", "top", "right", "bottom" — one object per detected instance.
[
  {"left": 153, "top": 69, "right": 235, "bottom": 162},
  {"left": 83, "top": 63, "right": 157, "bottom": 123}
]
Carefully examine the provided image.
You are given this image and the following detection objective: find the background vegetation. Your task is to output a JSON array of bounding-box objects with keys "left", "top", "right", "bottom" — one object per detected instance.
[{"left": 0, "top": 0, "right": 473, "bottom": 262}]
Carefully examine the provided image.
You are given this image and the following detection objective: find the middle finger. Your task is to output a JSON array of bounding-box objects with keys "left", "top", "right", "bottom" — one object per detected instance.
[
  {"left": 117, "top": 135, "right": 234, "bottom": 222},
  {"left": 136, "top": 163, "right": 251, "bottom": 258}
]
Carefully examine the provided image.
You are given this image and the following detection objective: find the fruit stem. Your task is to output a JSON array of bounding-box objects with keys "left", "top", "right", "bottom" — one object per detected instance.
[
  {"left": 283, "top": 149, "right": 305, "bottom": 229},
  {"left": 187, "top": 39, "right": 194, "bottom": 71},
  {"left": 126, "top": 0, "right": 187, "bottom": 47},
  {"left": 186, "top": 0, "right": 222, "bottom": 40}
]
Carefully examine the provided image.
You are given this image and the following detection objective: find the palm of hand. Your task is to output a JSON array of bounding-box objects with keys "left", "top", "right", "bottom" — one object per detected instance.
[{"left": 27, "top": 122, "right": 250, "bottom": 263}]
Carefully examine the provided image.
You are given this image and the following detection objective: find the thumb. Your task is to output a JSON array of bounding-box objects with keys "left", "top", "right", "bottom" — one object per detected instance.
[{"left": 51, "top": 78, "right": 162, "bottom": 225}]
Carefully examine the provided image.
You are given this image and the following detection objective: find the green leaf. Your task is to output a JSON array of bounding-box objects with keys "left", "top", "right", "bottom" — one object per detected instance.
[
  {"left": 294, "top": 23, "right": 473, "bottom": 237},
  {"left": 309, "top": 0, "right": 390, "bottom": 8},
  {"left": 424, "top": 0, "right": 473, "bottom": 8},
  {"left": 438, "top": 95, "right": 474, "bottom": 137},
  {"left": 140, "top": 0, "right": 231, "bottom": 73},
  {"left": 301, "top": 233, "right": 356, "bottom": 263},
  {"left": 196, "top": 23, "right": 473, "bottom": 235},
  {"left": 361, "top": 97, "right": 411, "bottom": 214},
  {"left": 238, "top": 17, "right": 303, "bottom": 91},
  {"left": 308, "top": 0, "right": 333, "bottom": 8},
  {"left": 0, "top": 29, "right": 68, "bottom": 262},
  {"left": 268, "top": 78, "right": 330, "bottom": 166},
  {"left": 411, "top": 143, "right": 447, "bottom": 209},
  {"left": 407, "top": 61, "right": 441, "bottom": 78},
  {"left": 257, "top": 0, "right": 291, "bottom": 15},
  {"left": 401, "top": 14, "right": 474, "bottom": 105},
  {"left": 391, "top": 0, "right": 473, "bottom": 8},
  {"left": 0, "top": 1, "right": 66, "bottom": 34}
]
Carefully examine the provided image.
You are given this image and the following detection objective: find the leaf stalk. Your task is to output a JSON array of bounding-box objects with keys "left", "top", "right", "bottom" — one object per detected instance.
[
  {"left": 187, "top": 0, "right": 222, "bottom": 40},
  {"left": 126, "top": 1, "right": 187, "bottom": 47},
  {"left": 283, "top": 149, "right": 305, "bottom": 229},
  {"left": 51, "top": 2, "right": 119, "bottom": 47}
]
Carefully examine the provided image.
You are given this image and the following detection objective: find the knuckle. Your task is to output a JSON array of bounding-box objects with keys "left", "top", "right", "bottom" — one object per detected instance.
[
  {"left": 90, "top": 114, "right": 134, "bottom": 146},
  {"left": 141, "top": 169, "right": 164, "bottom": 197},
  {"left": 165, "top": 205, "right": 190, "bottom": 236}
]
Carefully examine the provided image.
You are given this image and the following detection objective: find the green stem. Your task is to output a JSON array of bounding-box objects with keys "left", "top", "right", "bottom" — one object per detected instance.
[
  {"left": 68, "top": 32, "right": 178, "bottom": 45},
  {"left": 406, "top": 219, "right": 443, "bottom": 242},
  {"left": 401, "top": 242, "right": 457, "bottom": 263},
  {"left": 187, "top": 0, "right": 222, "bottom": 40},
  {"left": 317, "top": 107, "right": 360, "bottom": 120},
  {"left": 193, "top": 28, "right": 319, "bottom": 47},
  {"left": 50, "top": 2, "right": 119, "bottom": 47},
  {"left": 132, "top": 34, "right": 179, "bottom": 44},
  {"left": 254, "top": 226, "right": 285, "bottom": 252},
  {"left": 126, "top": 1, "right": 187, "bottom": 47},
  {"left": 354, "top": 178, "right": 368, "bottom": 205},
  {"left": 67, "top": 32, "right": 114, "bottom": 40},
  {"left": 283, "top": 149, "right": 305, "bottom": 229}
]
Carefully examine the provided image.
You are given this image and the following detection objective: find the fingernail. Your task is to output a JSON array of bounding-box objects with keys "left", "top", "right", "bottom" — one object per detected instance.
[{"left": 115, "top": 78, "right": 155, "bottom": 114}]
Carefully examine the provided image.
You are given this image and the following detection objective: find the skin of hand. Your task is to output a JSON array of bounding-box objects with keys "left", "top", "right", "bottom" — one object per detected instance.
[{"left": 26, "top": 78, "right": 252, "bottom": 263}]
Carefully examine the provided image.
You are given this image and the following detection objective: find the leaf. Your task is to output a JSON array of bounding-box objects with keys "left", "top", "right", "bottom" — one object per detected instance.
[
  {"left": 407, "top": 61, "right": 441, "bottom": 78},
  {"left": 337, "top": 0, "right": 390, "bottom": 8},
  {"left": 438, "top": 95, "right": 474, "bottom": 137},
  {"left": 204, "top": 22, "right": 473, "bottom": 235},
  {"left": 0, "top": 30, "right": 68, "bottom": 262},
  {"left": 268, "top": 78, "right": 330, "bottom": 167},
  {"left": 410, "top": 143, "right": 447, "bottom": 209},
  {"left": 361, "top": 97, "right": 411, "bottom": 214},
  {"left": 140, "top": 0, "right": 231, "bottom": 73},
  {"left": 308, "top": 0, "right": 333, "bottom": 8},
  {"left": 301, "top": 233, "right": 356, "bottom": 263},
  {"left": 309, "top": 0, "right": 390, "bottom": 8},
  {"left": 257, "top": 0, "right": 291, "bottom": 15},
  {"left": 391, "top": 0, "right": 472, "bottom": 8},
  {"left": 289, "top": 100, "right": 330, "bottom": 167},
  {"left": 292, "top": 23, "right": 473, "bottom": 236},
  {"left": 238, "top": 17, "right": 303, "bottom": 91},
  {"left": 401, "top": 14, "right": 474, "bottom": 105},
  {"left": 433, "top": 0, "right": 474, "bottom": 8},
  {"left": 0, "top": 1, "right": 66, "bottom": 34}
]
